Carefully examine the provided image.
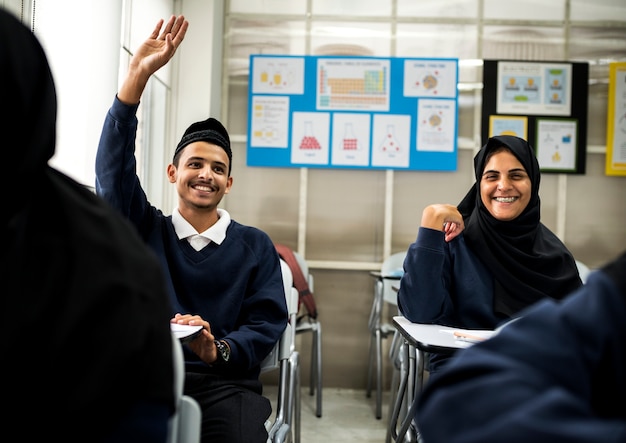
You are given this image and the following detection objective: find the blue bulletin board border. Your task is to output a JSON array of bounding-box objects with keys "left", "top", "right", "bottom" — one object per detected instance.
[{"left": 246, "top": 55, "right": 459, "bottom": 171}]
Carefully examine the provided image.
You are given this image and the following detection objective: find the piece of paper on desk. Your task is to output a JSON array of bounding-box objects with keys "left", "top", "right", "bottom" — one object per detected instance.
[
  {"left": 171, "top": 323, "right": 203, "bottom": 343},
  {"left": 440, "top": 328, "right": 495, "bottom": 346}
]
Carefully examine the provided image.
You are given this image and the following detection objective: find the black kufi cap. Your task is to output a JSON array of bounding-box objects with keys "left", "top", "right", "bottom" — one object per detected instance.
[{"left": 174, "top": 117, "right": 231, "bottom": 164}]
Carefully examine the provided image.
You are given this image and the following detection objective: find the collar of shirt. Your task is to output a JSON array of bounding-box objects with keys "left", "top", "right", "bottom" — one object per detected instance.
[{"left": 172, "top": 208, "right": 231, "bottom": 251}]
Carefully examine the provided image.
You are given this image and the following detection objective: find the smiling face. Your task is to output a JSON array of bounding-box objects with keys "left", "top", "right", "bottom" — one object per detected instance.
[
  {"left": 480, "top": 147, "right": 531, "bottom": 221},
  {"left": 167, "top": 141, "right": 232, "bottom": 217}
]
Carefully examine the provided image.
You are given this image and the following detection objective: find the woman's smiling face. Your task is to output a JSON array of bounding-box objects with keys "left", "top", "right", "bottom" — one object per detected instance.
[{"left": 480, "top": 148, "right": 531, "bottom": 221}]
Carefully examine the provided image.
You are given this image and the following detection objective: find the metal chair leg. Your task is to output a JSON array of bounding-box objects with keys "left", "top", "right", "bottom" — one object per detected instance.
[
  {"left": 290, "top": 351, "right": 301, "bottom": 443},
  {"left": 313, "top": 324, "right": 322, "bottom": 417},
  {"left": 386, "top": 352, "right": 401, "bottom": 443},
  {"left": 375, "top": 328, "right": 383, "bottom": 419},
  {"left": 396, "top": 347, "right": 420, "bottom": 443},
  {"left": 309, "top": 329, "right": 316, "bottom": 397},
  {"left": 366, "top": 330, "right": 376, "bottom": 398}
]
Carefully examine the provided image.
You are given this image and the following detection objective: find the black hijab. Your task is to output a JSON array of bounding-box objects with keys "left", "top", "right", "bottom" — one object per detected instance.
[
  {"left": 458, "top": 135, "right": 582, "bottom": 317},
  {"left": 1, "top": 9, "right": 174, "bottom": 438}
]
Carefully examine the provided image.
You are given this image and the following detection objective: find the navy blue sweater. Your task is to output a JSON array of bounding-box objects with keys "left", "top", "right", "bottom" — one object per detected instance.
[
  {"left": 398, "top": 227, "right": 508, "bottom": 371},
  {"left": 96, "top": 97, "right": 288, "bottom": 380},
  {"left": 398, "top": 227, "right": 504, "bottom": 328}
]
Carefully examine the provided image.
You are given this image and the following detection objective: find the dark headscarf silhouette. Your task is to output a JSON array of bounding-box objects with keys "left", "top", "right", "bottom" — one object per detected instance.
[
  {"left": 458, "top": 135, "right": 582, "bottom": 316},
  {"left": 1, "top": 8, "right": 174, "bottom": 438}
]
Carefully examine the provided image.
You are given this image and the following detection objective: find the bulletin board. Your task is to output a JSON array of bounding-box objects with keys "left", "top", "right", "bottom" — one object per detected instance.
[
  {"left": 605, "top": 61, "right": 626, "bottom": 176},
  {"left": 482, "top": 59, "right": 589, "bottom": 174},
  {"left": 247, "top": 55, "right": 459, "bottom": 171}
]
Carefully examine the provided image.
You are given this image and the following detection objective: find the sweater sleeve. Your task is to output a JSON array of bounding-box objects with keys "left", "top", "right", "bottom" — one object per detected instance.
[
  {"left": 397, "top": 227, "right": 456, "bottom": 325},
  {"left": 95, "top": 96, "right": 151, "bottom": 227}
]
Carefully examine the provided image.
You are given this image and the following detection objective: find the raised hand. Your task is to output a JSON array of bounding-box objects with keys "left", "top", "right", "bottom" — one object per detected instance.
[
  {"left": 129, "top": 15, "right": 188, "bottom": 79},
  {"left": 118, "top": 15, "right": 189, "bottom": 105}
]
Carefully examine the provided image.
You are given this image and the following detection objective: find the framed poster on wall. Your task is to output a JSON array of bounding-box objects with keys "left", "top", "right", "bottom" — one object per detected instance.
[
  {"left": 482, "top": 59, "right": 589, "bottom": 174},
  {"left": 489, "top": 115, "right": 528, "bottom": 139},
  {"left": 247, "top": 55, "right": 459, "bottom": 171},
  {"left": 606, "top": 61, "right": 626, "bottom": 176}
]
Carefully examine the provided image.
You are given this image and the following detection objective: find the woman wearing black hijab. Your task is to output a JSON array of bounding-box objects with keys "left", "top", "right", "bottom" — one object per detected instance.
[
  {"left": 1, "top": 8, "right": 175, "bottom": 441},
  {"left": 397, "top": 135, "right": 582, "bottom": 374}
]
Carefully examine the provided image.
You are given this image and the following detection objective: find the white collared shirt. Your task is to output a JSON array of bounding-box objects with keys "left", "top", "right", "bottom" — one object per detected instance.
[{"left": 172, "top": 208, "right": 231, "bottom": 251}]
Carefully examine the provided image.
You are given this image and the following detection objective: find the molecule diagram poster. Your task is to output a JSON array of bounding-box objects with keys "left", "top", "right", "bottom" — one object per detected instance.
[
  {"left": 482, "top": 59, "right": 589, "bottom": 174},
  {"left": 247, "top": 55, "right": 459, "bottom": 171}
]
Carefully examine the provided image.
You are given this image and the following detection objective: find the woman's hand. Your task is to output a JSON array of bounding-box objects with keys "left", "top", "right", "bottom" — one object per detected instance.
[
  {"left": 442, "top": 219, "right": 464, "bottom": 242},
  {"left": 421, "top": 204, "right": 465, "bottom": 242}
]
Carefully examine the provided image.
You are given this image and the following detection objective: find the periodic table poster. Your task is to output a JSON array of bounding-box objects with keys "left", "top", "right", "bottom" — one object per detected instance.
[{"left": 247, "top": 55, "right": 459, "bottom": 171}]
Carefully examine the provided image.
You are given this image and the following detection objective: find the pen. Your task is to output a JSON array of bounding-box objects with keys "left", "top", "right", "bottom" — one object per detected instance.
[{"left": 453, "top": 331, "right": 488, "bottom": 343}]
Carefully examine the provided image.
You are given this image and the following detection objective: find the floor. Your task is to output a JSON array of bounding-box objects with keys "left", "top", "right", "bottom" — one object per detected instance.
[{"left": 264, "top": 385, "right": 393, "bottom": 443}]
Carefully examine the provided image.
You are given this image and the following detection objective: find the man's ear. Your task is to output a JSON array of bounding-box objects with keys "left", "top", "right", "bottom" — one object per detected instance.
[
  {"left": 167, "top": 164, "right": 177, "bottom": 183},
  {"left": 224, "top": 176, "right": 233, "bottom": 194}
]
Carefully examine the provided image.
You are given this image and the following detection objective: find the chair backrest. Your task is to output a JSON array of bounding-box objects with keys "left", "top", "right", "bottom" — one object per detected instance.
[
  {"left": 260, "top": 260, "right": 300, "bottom": 441},
  {"left": 380, "top": 251, "right": 406, "bottom": 305},
  {"left": 261, "top": 259, "right": 298, "bottom": 373},
  {"left": 274, "top": 244, "right": 318, "bottom": 319},
  {"left": 293, "top": 250, "right": 314, "bottom": 293}
]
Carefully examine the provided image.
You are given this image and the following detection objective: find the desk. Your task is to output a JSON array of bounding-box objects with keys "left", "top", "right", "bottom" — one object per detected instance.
[
  {"left": 369, "top": 270, "right": 402, "bottom": 279},
  {"left": 389, "top": 316, "right": 494, "bottom": 442},
  {"left": 392, "top": 316, "right": 489, "bottom": 354}
]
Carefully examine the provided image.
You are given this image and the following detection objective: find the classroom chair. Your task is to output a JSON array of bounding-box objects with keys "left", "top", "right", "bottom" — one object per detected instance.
[
  {"left": 262, "top": 259, "right": 301, "bottom": 443},
  {"left": 274, "top": 244, "right": 323, "bottom": 418},
  {"left": 168, "top": 333, "right": 202, "bottom": 443}
]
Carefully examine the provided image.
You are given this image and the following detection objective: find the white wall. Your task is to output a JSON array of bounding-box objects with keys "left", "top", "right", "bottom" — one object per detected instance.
[
  {"left": 4, "top": 0, "right": 222, "bottom": 199},
  {"left": 5, "top": 0, "right": 186, "bottom": 191},
  {"left": 31, "top": 0, "right": 123, "bottom": 187},
  {"left": 175, "top": 0, "right": 222, "bottom": 130}
]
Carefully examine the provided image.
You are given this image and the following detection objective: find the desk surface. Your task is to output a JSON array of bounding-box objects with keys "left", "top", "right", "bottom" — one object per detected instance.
[
  {"left": 370, "top": 271, "right": 402, "bottom": 280},
  {"left": 392, "top": 316, "right": 494, "bottom": 355}
]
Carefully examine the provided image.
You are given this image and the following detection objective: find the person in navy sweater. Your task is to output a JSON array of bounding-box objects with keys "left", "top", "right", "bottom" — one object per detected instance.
[
  {"left": 416, "top": 251, "right": 626, "bottom": 443},
  {"left": 95, "top": 16, "right": 288, "bottom": 443},
  {"left": 397, "top": 135, "right": 582, "bottom": 375},
  {"left": 2, "top": 8, "right": 175, "bottom": 440}
]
